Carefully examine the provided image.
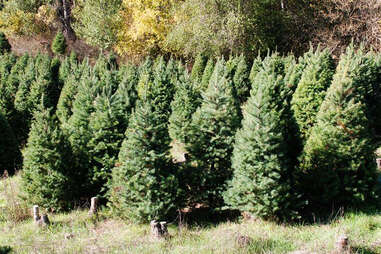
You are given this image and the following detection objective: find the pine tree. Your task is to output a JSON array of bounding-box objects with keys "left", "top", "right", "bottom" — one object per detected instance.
[
  {"left": 0, "top": 111, "right": 21, "bottom": 175},
  {"left": 291, "top": 47, "right": 335, "bottom": 141},
  {"left": 52, "top": 31, "right": 66, "bottom": 55},
  {"left": 21, "top": 105, "right": 76, "bottom": 211},
  {"left": 109, "top": 101, "right": 183, "bottom": 222},
  {"left": 300, "top": 46, "right": 381, "bottom": 213},
  {"left": 224, "top": 64, "right": 302, "bottom": 221},
  {"left": 0, "top": 32, "right": 11, "bottom": 54},
  {"left": 186, "top": 58, "right": 240, "bottom": 207},
  {"left": 168, "top": 67, "right": 199, "bottom": 143}
]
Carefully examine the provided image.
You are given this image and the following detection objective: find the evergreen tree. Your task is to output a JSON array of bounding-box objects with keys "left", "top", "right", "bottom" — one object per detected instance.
[
  {"left": 27, "top": 55, "right": 56, "bottom": 112},
  {"left": 21, "top": 105, "right": 76, "bottom": 211},
  {"left": 57, "top": 57, "right": 90, "bottom": 124},
  {"left": 186, "top": 58, "right": 240, "bottom": 207},
  {"left": 13, "top": 56, "right": 36, "bottom": 141},
  {"left": 233, "top": 55, "right": 251, "bottom": 104},
  {"left": 224, "top": 64, "right": 302, "bottom": 221},
  {"left": 249, "top": 55, "right": 263, "bottom": 84},
  {"left": 291, "top": 47, "right": 335, "bottom": 141},
  {"left": 148, "top": 57, "right": 175, "bottom": 121},
  {"left": 191, "top": 52, "right": 207, "bottom": 83},
  {"left": 4, "top": 54, "right": 29, "bottom": 139},
  {"left": 87, "top": 84, "right": 126, "bottom": 197},
  {"left": 0, "top": 32, "right": 11, "bottom": 54},
  {"left": 109, "top": 101, "right": 183, "bottom": 222},
  {"left": 0, "top": 53, "right": 17, "bottom": 121},
  {"left": 52, "top": 31, "right": 66, "bottom": 55},
  {"left": 66, "top": 74, "right": 100, "bottom": 196},
  {"left": 0, "top": 111, "right": 21, "bottom": 175},
  {"left": 168, "top": 67, "right": 199, "bottom": 143},
  {"left": 300, "top": 46, "right": 381, "bottom": 214},
  {"left": 200, "top": 57, "right": 215, "bottom": 92}
]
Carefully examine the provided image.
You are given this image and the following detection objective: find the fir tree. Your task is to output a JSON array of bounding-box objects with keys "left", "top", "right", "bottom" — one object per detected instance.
[
  {"left": 52, "top": 31, "right": 66, "bottom": 55},
  {"left": 224, "top": 65, "right": 302, "bottom": 221},
  {"left": 186, "top": 58, "right": 240, "bottom": 207},
  {"left": 168, "top": 67, "right": 199, "bottom": 143},
  {"left": 191, "top": 52, "right": 207, "bottom": 83},
  {"left": 109, "top": 101, "right": 183, "bottom": 222},
  {"left": 249, "top": 55, "right": 263, "bottom": 84},
  {"left": 233, "top": 55, "right": 251, "bottom": 104},
  {"left": 200, "top": 57, "right": 215, "bottom": 92},
  {"left": 21, "top": 105, "right": 76, "bottom": 211},
  {"left": 57, "top": 57, "right": 90, "bottom": 124},
  {"left": 0, "top": 111, "right": 21, "bottom": 175},
  {"left": 87, "top": 84, "right": 126, "bottom": 197},
  {"left": 300, "top": 46, "right": 381, "bottom": 213},
  {"left": 291, "top": 47, "right": 335, "bottom": 141}
]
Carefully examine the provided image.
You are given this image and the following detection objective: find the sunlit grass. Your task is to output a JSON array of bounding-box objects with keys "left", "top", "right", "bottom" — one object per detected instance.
[{"left": 1, "top": 176, "right": 380, "bottom": 254}]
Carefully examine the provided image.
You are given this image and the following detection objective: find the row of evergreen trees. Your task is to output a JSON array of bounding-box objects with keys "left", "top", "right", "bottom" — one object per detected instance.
[{"left": 0, "top": 45, "right": 380, "bottom": 222}]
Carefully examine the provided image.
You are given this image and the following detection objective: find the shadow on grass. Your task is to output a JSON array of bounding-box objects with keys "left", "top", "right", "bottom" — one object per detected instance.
[
  {"left": 0, "top": 246, "right": 12, "bottom": 254},
  {"left": 179, "top": 207, "right": 240, "bottom": 228},
  {"left": 351, "top": 246, "right": 378, "bottom": 254}
]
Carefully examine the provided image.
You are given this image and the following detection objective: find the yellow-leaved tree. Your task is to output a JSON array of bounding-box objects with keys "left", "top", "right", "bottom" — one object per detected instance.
[{"left": 114, "top": 0, "right": 177, "bottom": 57}]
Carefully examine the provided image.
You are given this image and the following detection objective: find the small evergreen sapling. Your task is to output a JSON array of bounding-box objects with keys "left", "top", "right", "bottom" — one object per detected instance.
[{"left": 52, "top": 31, "right": 66, "bottom": 55}]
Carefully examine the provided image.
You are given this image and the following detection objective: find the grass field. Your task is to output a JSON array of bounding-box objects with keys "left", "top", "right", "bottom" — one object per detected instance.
[{"left": 1, "top": 175, "right": 381, "bottom": 254}]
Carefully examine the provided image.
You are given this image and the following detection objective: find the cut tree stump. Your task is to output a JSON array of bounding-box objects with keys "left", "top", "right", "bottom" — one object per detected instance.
[
  {"left": 37, "top": 214, "right": 50, "bottom": 227},
  {"left": 89, "top": 197, "right": 98, "bottom": 215},
  {"left": 335, "top": 235, "right": 349, "bottom": 253},
  {"left": 150, "top": 220, "right": 168, "bottom": 239},
  {"left": 33, "top": 205, "right": 40, "bottom": 223}
]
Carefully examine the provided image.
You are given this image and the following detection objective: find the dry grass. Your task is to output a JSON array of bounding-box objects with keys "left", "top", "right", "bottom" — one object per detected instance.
[
  {"left": 0, "top": 172, "right": 30, "bottom": 223},
  {"left": 1, "top": 175, "right": 381, "bottom": 254}
]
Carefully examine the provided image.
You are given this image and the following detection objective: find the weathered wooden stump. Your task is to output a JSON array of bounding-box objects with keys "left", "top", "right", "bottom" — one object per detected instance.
[
  {"left": 33, "top": 205, "right": 40, "bottom": 223},
  {"left": 150, "top": 220, "right": 168, "bottom": 239},
  {"left": 89, "top": 197, "right": 98, "bottom": 215},
  {"left": 37, "top": 214, "right": 50, "bottom": 227},
  {"left": 335, "top": 235, "right": 349, "bottom": 253}
]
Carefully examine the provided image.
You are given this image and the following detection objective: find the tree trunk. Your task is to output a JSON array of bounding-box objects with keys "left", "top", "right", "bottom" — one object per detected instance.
[{"left": 56, "top": 0, "right": 76, "bottom": 41}]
